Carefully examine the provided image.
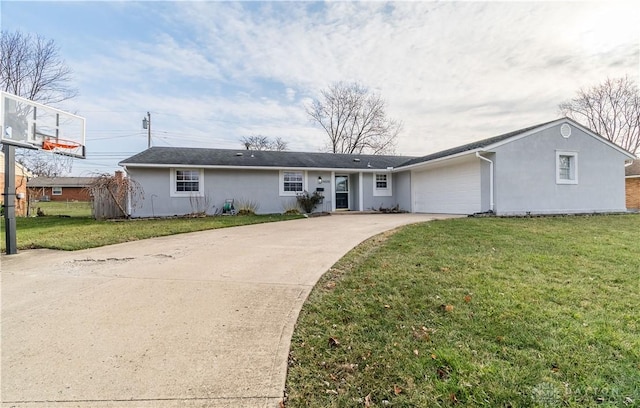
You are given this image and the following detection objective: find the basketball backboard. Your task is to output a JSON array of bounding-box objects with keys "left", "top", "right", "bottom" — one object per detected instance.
[{"left": 1, "top": 91, "right": 85, "bottom": 158}]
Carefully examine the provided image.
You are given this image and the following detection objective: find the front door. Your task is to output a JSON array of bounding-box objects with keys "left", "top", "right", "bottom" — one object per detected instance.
[{"left": 335, "top": 175, "right": 349, "bottom": 209}]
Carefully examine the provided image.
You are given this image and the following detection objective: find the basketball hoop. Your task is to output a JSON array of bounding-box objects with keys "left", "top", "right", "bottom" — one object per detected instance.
[
  {"left": 1, "top": 91, "right": 86, "bottom": 159},
  {"left": 41, "top": 136, "right": 85, "bottom": 159},
  {"left": 42, "top": 137, "right": 81, "bottom": 151}
]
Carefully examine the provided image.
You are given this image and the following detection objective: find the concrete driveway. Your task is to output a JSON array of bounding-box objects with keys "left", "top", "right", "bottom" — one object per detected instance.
[{"left": 1, "top": 214, "right": 451, "bottom": 407}]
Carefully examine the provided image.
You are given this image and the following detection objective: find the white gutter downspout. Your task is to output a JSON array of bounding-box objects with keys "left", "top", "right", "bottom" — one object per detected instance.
[
  {"left": 476, "top": 152, "right": 494, "bottom": 213},
  {"left": 358, "top": 172, "right": 364, "bottom": 211}
]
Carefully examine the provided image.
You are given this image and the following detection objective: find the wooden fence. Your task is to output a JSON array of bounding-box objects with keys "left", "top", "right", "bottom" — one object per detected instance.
[{"left": 92, "top": 188, "right": 127, "bottom": 220}]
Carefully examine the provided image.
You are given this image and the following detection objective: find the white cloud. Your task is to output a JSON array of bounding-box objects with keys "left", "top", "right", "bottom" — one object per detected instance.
[
  {"left": 159, "top": 1, "right": 639, "bottom": 155},
  {"left": 7, "top": 0, "right": 638, "bottom": 175}
]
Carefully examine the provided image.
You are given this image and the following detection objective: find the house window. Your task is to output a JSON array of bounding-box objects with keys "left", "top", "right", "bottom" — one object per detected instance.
[
  {"left": 280, "top": 170, "right": 305, "bottom": 196},
  {"left": 556, "top": 151, "right": 578, "bottom": 184},
  {"left": 170, "top": 168, "right": 204, "bottom": 197},
  {"left": 52, "top": 187, "right": 62, "bottom": 196},
  {"left": 373, "top": 173, "right": 392, "bottom": 196}
]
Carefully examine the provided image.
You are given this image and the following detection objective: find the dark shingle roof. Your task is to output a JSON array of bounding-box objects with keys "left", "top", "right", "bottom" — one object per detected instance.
[
  {"left": 27, "top": 176, "right": 97, "bottom": 188},
  {"left": 398, "top": 120, "right": 558, "bottom": 167},
  {"left": 626, "top": 159, "right": 640, "bottom": 176},
  {"left": 120, "top": 147, "right": 415, "bottom": 170},
  {"left": 120, "top": 118, "right": 634, "bottom": 172}
]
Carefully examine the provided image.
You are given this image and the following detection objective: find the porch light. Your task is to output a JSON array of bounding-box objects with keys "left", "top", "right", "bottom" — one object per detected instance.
[{"left": 317, "top": 176, "right": 323, "bottom": 184}]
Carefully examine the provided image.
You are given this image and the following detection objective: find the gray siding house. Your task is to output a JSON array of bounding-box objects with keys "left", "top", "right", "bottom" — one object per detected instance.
[{"left": 119, "top": 118, "right": 635, "bottom": 217}]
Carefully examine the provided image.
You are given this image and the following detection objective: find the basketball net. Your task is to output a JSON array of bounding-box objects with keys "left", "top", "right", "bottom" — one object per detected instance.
[
  {"left": 40, "top": 147, "right": 75, "bottom": 175},
  {"left": 39, "top": 137, "right": 83, "bottom": 175}
]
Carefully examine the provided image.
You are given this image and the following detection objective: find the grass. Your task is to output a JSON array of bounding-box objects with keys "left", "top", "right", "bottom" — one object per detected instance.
[
  {"left": 30, "top": 200, "right": 93, "bottom": 217},
  {"left": 286, "top": 215, "right": 640, "bottom": 407},
  {"left": 1, "top": 213, "right": 302, "bottom": 251}
]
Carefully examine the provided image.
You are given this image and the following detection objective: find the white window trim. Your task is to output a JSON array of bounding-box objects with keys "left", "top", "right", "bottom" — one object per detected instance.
[
  {"left": 170, "top": 168, "right": 204, "bottom": 197},
  {"left": 373, "top": 172, "right": 392, "bottom": 197},
  {"left": 279, "top": 170, "right": 307, "bottom": 196},
  {"left": 52, "top": 186, "right": 62, "bottom": 196},
  {"left": 556, "top": 151, "right": 578, "bottom": 185}
]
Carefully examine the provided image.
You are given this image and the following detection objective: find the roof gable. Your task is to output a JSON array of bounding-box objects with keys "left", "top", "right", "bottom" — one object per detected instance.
[
  {"left": 396, "top": 118, "right": 635, "bottom": 169},
  {"left": 397, "top": 120, "right": 556, "bottom": 168}
]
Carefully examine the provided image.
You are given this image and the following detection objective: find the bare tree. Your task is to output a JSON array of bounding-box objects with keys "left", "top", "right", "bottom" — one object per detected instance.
[
  {"left": 307, "top": 82, "right": 401, "bottom": 155},
  {"left": 271, "top": 136, "right": 289, "bottom": 152},
  {"left": 18, "top": 151, "right": 72, "bottom": 177},
  {"left": 240, "top": 135, "right": 289, "bottom": 151},
  {"left": 1, "top": 30, "right": 77, "bottom": 104},
  {"left": 559, "top": 76, "right": 640, "bottom": 155}
]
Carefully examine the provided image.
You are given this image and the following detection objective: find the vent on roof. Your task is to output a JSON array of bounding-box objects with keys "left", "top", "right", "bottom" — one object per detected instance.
[
  {"left": 236, "top": 152, "right": 243, "bottom": 156},
  {"left": 353, "top": 158, "right": 361, "bottom": 162}
]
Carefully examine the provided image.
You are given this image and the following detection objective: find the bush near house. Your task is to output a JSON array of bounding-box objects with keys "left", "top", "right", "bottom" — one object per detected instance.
[
  {"left": 296, "top": 191, "right": 324, "bottom": 213},
  {"left": 286, "top": 215, "right": 640, "bottom": 407}
]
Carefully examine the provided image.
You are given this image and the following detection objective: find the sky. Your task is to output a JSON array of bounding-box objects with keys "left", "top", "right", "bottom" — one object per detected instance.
[{"left": 1, "top": 1, "right": 639, "bottom": 176}]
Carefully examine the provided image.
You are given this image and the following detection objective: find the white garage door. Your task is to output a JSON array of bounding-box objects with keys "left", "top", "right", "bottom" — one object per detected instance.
[{"left": 412, "top": 157, "right": 481, "bottom": 214}]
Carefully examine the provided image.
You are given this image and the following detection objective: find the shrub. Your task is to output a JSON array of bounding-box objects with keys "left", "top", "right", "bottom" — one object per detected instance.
[
  {"left": 296, "top": 191, "right": 323, "bottom": 214},
  {"left": 282, "top": 199, "right": 301, "bottom": 215},
  {"left": 236, "top": 198, "right": 260, "bottom": 216}
]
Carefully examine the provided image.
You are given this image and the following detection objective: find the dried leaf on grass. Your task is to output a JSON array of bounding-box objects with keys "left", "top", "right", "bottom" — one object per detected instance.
[
  {"left": 440, "top": 304, "right": 454, "bottom": 312},
  {"left": 437, "top": 366, "right": 451, "bottom": 380},
  {"left": 337, "top": 363, "right": 358, "bottom": 373},
  {"left": 412, "top": 326, "right": 431, "bottom": 341}
]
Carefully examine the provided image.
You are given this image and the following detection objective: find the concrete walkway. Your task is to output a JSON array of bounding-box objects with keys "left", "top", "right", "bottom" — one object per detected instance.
[{"left": 1, "top": 214, "right": 452, "bottom": 407}]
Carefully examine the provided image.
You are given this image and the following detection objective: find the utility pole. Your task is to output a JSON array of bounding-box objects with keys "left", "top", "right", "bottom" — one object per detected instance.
[{"left": 142, "top": 112, "right": 151, "bottom": 148}]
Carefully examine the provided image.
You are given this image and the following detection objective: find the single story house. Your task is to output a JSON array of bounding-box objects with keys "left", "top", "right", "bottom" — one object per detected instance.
[
  {"left": 119, "top": 118, "right": 635, "bottom": 217},
  {"left": 1, "top": 151, "right": 31, "bottom": 216},
  {"left": 27, "top": 176, "right": 96, "bottom": 202},
  {"left": 626, "top": 159, "right": 640, "bottom": 210}
]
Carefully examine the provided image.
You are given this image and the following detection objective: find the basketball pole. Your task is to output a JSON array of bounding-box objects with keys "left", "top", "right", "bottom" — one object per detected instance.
[{"left": 2, "top": 143, "right": 18, "bottom": 255}]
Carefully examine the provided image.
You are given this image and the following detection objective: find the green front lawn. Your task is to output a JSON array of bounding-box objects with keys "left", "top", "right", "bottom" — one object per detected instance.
[
  {"left": 1, "top": 214, "right": 302, "bottom": 251},
  {"left": 286, "top": 215, "right": 640, "bottom": 407}
]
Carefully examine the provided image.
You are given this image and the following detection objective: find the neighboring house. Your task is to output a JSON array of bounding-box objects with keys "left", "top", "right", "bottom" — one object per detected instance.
[
  {"left": 0, "top": 151, "right": 31, "bottom": 216},
  {"left": 625, "top": 159, "right": 640, "bottom": 210},
  {"left": 119, "top": 118, "right": 635, "bottom": 217},
  {"left": 27, "top": 177, "right": 96, "bottom": 202}
]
